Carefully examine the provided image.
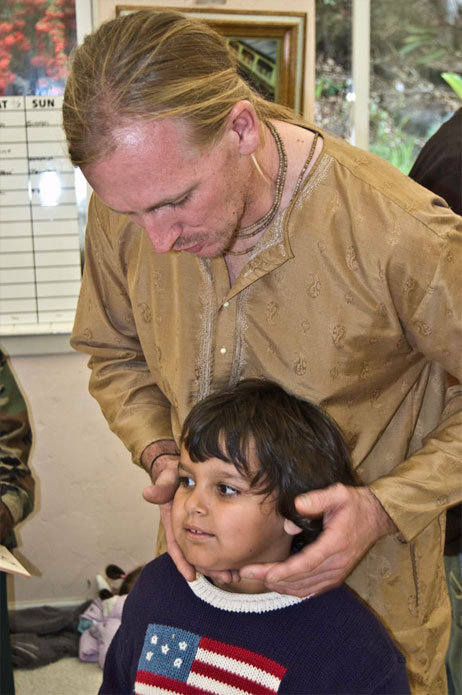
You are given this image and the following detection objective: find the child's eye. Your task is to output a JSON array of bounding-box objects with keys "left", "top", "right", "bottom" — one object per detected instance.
[
  {"left": 178, "top": 475, "right": 195, "bottom": 488},
  {"left": 217, "top": 484, "right": 239, "bottom": 496}
]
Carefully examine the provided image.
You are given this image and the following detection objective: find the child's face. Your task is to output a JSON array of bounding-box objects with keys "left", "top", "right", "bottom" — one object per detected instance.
[{"left": 171, "top": 444, "right": 293, "bottom": 579}]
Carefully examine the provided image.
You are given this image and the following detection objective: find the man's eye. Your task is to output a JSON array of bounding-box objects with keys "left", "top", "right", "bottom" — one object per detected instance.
[
  {"left": 170, "top": 194, "right": 190, "bottom": 209},
  {"left": 178, "top": 476, "right": 194, "bottom": 488},
  {"left": 218, "top": 484, "right": 239, "bottom": 496}
]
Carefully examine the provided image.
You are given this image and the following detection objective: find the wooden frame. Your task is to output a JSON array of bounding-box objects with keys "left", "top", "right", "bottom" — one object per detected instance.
[{"left": 116, "top": 7, "right": 306, "bottom": 112}]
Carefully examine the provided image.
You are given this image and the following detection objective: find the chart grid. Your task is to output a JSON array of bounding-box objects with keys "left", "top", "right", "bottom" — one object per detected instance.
[{"left": 0, "top": 94, "right": 83, "bottom": 336}]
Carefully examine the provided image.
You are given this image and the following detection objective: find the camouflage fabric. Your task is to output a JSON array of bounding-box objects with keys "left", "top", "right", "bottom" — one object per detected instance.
[{"left": 0, "top": 348, "right": 34, "bottom": 549}]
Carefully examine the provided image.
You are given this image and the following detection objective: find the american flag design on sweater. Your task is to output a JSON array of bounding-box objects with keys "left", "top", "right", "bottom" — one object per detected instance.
[{"left": 135, "top": 623, "right": 286, "bottom": 695}]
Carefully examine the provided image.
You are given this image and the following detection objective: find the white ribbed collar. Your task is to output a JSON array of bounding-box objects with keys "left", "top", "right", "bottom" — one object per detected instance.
[{"left": 187, "top": 574, "right": 306, "bottom": 613}]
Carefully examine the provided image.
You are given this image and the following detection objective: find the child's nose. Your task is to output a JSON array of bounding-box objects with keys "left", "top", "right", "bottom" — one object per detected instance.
[{"left": 185, "top": 486, "right": 208, "bottom": 515}]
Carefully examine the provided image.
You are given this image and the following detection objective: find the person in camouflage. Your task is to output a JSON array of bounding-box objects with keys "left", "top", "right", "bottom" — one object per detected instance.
[{"left": 0, "top": 347, "right": 34, "bottom": 695}]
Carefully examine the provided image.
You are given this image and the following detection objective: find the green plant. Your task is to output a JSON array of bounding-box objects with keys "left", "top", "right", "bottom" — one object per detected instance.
[
  {"left": 399, "top": 26, "right": 446, "bottom": 65},
  {"left": 441, "top": 72, "right": 462, "bottom": 98},
  {"left": 369, "top": 103, "right": 419, "bottom": 174},
  {"left": 315, "top": 75, "right": 348, "bottom": 99}
]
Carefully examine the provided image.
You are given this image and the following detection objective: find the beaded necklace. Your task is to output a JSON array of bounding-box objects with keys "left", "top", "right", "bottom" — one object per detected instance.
[
  {"left": 235, "top": 121, "right": 288, "bottom": 241},
  {"left": 226, "top": 129, "right": 320, "bottom": 257}
]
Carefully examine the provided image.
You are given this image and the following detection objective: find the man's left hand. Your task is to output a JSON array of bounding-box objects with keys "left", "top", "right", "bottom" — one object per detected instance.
[{"left": 240, "top": 484, "right": 396, "bottom": 597}]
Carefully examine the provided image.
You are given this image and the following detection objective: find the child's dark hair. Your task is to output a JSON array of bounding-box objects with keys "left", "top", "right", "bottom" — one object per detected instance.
[{"left": 181, "top": 379, "right": 356, "bottom": 547}]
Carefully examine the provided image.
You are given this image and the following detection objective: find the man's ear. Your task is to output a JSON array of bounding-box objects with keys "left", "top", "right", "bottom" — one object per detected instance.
[
  {"left": 284, "top": 518, "right": 303, "bottom": 536},
  {"left": 226, "top": 100, "right": 260, "bottom": 156}
]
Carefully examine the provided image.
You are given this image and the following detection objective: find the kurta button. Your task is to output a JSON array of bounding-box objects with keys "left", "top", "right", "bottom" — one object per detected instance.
[
  {"left": 223, "top": 301, "right": 229, "bottom": 308},
  {"left": 220, "top": 347, "right": 227, "bottom": 355}
]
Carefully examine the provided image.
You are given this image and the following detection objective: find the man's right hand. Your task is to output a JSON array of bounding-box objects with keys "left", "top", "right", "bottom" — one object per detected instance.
[
  {"left": 141, "top": 440, "right": 180, "bottom": 504},
  {"left": 141, "top": 443, "right": 197, "bottom": 581},
  {"left": 143, "top": 453, "right": 180, "bottom": 505}
]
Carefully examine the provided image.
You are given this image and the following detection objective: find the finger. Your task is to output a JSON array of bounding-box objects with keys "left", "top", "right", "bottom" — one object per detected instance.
[
  {"left": 161, "top": 505, "right": 196, "bottom": 582},
  {"left": 265, "top": 568, "right": 343, "bottom": 598},
  {"left": 239, "top": 562, "right": 279, "bottom": 582},
  {"left": 151, "top": 454, "right": 180, "bottom": 483},
  {"left": 143, "top": 482, "right": 176, "bottom": 505},
  {"left": 272, "top": 517, "right": 353, "bottom": 583},
  {"left": 199, "top": 569, "right": 239, "bottom": 585},
  {"left": 265, "top": 540, "right": 329, "bottom": 584},
  {"left": 143, "top": 466, "right": 179, "bottom": 504},
  {"left": 156, "top": 465, "right": 180, "bottom": 488},
  {"left": 295, "top": 483, "right": 347, "bottom": 516},
  {"left": 167, "top": 537, "right": 196, "bottom": 582},
  {"left": 265, "top": 552, "right": 345, "bottom": 586}
]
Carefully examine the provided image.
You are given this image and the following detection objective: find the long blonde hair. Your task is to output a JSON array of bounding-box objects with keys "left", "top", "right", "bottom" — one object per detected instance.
[{"left": 63, "top": 10, "right": 300, "bottom": 166}]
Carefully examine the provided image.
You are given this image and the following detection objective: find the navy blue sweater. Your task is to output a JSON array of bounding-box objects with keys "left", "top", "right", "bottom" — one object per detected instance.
[{"left": 100, "top": 553, "right": 409, "bottom": 695}]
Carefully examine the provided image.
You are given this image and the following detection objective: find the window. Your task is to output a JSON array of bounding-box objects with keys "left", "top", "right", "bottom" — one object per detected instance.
[{"left": 316, "top": 0, "right": 461, "bottom": 172}]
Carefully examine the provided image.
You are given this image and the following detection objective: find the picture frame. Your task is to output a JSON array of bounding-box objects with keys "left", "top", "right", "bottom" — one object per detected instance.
[{"left": 116, "top": 7, "right": 306, "bottom": 112}]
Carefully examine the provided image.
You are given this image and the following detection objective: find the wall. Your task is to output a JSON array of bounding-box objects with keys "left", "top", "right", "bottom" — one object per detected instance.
[{"left": 7, "top": 351, "right": 159, "bottom": 606}]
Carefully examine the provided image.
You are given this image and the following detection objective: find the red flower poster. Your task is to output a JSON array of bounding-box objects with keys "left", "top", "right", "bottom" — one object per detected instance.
[{"left": 0, "top": 0, "right": 76, "bottom": 96}]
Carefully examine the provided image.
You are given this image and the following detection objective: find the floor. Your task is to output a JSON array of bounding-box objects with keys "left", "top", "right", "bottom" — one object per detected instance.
[{"left": 14, "top": 657, "right": 103, "bottom": 695}]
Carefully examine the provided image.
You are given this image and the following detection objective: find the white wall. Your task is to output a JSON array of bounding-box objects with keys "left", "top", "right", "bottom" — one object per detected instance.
[{"left": 7, "top": 351, "right": 159, "bottom": 607}]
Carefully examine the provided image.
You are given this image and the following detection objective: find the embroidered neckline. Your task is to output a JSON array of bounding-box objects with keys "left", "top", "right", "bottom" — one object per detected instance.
[
  {"left": 247, "top": 151, "right": 332, "bottom": 263},
  {"left": 188, "top": 574, "right": 306, "bottom": 613}
]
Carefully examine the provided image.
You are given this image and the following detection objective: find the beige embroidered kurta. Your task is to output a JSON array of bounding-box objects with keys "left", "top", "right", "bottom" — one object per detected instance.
[{"left": 72, "top": 128, "right": 462, "bottom": 694}]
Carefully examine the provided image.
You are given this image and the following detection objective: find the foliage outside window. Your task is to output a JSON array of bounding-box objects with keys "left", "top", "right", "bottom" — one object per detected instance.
[
  {"left": 315, "top": 0, "right": 462, "bottom": 173},
  {"left": 315, "top": 0, "right": 353, "bottom": 139}
]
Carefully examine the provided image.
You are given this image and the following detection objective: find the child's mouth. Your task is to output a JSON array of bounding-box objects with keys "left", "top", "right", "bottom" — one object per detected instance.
[{"left": 185, "top": 526, "right": 214, "bottom": 538}]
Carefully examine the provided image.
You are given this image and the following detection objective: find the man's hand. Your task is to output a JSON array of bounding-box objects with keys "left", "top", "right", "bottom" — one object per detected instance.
[
  {"left": 141, "top": 440, "right": 180, "bottom": 504},
  {"left": 141, "top": 445, "right": 198, "bottom": 581},
  {"left": 142, "top": 453, "right": 180, "bottom": 505},
  {"left": 240, "top": 484, "right": 396, "bottom": 598}
]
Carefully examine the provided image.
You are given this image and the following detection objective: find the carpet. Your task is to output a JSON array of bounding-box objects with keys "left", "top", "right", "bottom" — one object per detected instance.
[{"left": 14, "top": 657, "right": 102, "bottom": 694}]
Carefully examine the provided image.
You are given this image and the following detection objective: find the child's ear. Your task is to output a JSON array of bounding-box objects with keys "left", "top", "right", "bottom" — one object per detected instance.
[{"left": 284, "top": 518, "right": 303, "bottom": 536}]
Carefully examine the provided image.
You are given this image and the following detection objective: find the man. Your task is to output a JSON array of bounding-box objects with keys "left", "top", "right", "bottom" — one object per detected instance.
[
  {"left": 409, "top": 108, "right": 462, "bottom": 216},
  {"left": 63, "top": 10, "right": 462, "bottom": 693},
  {"left": 409, "top": 107, "right": 462, "bottom": 695}
]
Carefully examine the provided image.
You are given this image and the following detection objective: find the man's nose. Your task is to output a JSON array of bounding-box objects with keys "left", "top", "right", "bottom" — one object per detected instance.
[{"left": 142, "top": 217, "right": 182, "bottom": 254}]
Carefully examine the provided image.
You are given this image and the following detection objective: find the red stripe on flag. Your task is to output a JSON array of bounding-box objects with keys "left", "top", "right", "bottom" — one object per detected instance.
[
  {"left": 135, "top": 670, "right": 204, "bottom": 694},
  {"left": 190, "top": 660, "right": 279, "bottom": 695},
  {"left": 199, "top": 637, "right": 286, "bottom": 679}
]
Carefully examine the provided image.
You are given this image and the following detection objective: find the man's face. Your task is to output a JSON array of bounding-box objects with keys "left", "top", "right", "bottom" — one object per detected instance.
[
  {"left": 171, "top": 444, "right": 293, "bottom": 581},
  {"left": 82, "top": 118, "right": 252, "bottom": 257}
]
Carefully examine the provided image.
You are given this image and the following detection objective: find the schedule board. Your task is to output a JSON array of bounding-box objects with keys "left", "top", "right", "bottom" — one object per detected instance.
[{"left": 0, "top": 95, "right": 83, "bottom": 336}]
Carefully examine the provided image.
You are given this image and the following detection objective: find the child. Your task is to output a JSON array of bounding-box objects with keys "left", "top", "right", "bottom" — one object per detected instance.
[{"left": 100, "top": 379, "right": 410, "bottom": 695}]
